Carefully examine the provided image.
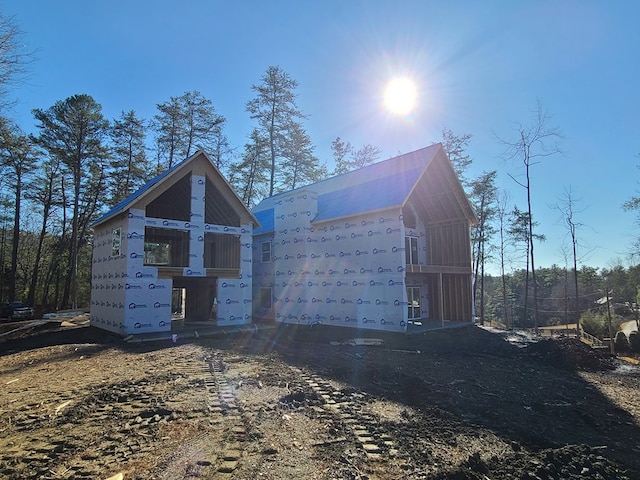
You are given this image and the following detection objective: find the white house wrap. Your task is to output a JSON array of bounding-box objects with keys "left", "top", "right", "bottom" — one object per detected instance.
[
  {"left": 90, "top": 151, "right": 259, "bottom": 335},
  {"left": 90, "top": 145, "right": 476, "bottom": 336},
  {"left": 252, "top": 144, "right": 477, "bottom": 333}
]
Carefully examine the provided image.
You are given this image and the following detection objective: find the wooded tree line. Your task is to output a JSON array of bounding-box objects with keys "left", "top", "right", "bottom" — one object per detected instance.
[
  {"left": 452, "top": 103, "right": 640, "bottom": 334},
  {"left": 480, "top": 264, "right": 640, "bottom": 330},
  {"left": 0, "top": 15, "right": 387, "bottom": 310},
  {"left": 1, "top": 12, "right": 640, "bottom": 328}
]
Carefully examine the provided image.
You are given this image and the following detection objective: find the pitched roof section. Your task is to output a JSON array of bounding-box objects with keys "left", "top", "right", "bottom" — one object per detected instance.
[
  {"left": 92, "top": 150, "right": 259, "bottom": 228},
  {"left": 92, "top": 159, "right": 182, "bottom": 227},
  {"left": 253, "top": 208, "right": 274, "bottom": 235},
  {"left": 253, "top": 143, "right": 477, "bottom": 230},
  {"left": 314, "top": 166, "right": 423, "bottom": 223}
]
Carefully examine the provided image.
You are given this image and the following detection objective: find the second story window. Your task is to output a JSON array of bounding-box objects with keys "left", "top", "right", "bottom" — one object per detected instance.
[
  {"left": 261, "top": 241, "right": 272, "bottom": 263},
  {"left": 112, "top": 227, "right": 122, "bottom": 257},
  {"left": 405, "top": 236, "right": 419, "bottom": 265}
]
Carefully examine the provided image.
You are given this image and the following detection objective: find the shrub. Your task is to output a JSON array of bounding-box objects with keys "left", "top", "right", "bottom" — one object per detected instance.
[
  {"left": 580, "top": 311, "right": 606, "bottom": 338},
  {"left": 629, "top": 331, "right": 640, "bottom": 354},
  {"left": 579, "top": 310, "right": 625, "bottom": 339},
  {"left": 614, "top": 331, "right": 630, "bottom": 354}
]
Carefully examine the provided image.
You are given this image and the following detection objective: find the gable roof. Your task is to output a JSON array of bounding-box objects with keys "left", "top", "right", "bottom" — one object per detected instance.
[
  {"left": 253, "top": 143, "right": 477, "bottom": 232},
  {"left": 92, "top": 150, "right": 259, "bottom": 228}
]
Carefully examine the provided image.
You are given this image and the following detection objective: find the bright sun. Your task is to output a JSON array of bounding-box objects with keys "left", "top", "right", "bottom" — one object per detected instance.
[{"left": 384, "top": 77, "right": 417, "bottom": 115}]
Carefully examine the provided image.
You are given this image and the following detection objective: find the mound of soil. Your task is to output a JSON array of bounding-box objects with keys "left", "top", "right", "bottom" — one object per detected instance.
[
  {"left": 526, "top": 336, "right": 619, "bottom": 371},
  {"left": 0, "top": 321, "right": 639, "bottom": 479}
]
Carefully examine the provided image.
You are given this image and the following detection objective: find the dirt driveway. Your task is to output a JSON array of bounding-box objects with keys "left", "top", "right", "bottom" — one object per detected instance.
[{"left": 1, "top": 319, "right": 639, "bottom": 479}]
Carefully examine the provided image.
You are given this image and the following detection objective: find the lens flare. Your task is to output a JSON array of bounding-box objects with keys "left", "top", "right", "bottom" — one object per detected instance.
[{"left": 384, "top": 77, "right": 417, "bottom": 115}]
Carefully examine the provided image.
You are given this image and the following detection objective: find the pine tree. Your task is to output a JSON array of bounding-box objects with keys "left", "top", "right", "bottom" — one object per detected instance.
[
  {"left": 109, "top": 110, "right": 150, "bottom": 206},
  {"left": 331, "top": 140, "right": 380, "bottom": 175},
  {"left": 331, "top": 137, "right": 352, "bottom": 175},
  {"left": 32, "top": 94, "right": 110, "bottom": 309},
  {"left": 229, "top": 129, "right": 270, "bottom": 208},
  {"left": 281, "top": 123, "right": 327, "bottom": 190},
  {"left": 468, "top": 170, "right": 498, "bottom": 324},
  {"left": 0, "top": 118, "right": 37, "bottom": 301},
  {"left": 246, "top": 66, "right": 307, "bottom": 196},
  {"left": 152, "top": 91, "right": 226, "bottom": 170}
]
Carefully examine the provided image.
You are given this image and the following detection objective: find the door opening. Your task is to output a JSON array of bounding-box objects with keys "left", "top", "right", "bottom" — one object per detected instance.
[{"left": 172, "top": 288, "right": 186, "bottom": 320}]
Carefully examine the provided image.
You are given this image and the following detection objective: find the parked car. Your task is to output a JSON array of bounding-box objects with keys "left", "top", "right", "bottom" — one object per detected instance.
[{"left": 0, "top": 301, "right": 34, "bottom": 321}]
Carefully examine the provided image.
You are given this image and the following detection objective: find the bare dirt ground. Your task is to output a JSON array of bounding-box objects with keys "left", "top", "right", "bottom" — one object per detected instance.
[{"left": 1, "top": 317, "right": 640, "bottom": 480}]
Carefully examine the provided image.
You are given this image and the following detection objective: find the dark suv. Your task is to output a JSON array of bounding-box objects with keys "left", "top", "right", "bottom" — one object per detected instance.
[{"left": 0, "top": 302, "right": 34, "bottom": 321}]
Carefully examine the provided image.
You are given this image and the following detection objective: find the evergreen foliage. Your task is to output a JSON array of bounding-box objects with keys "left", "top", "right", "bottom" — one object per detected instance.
[
  {"left": 629, "top": 331, "right": 640, "bottom": 353},
  {"left": 32, "top": 94, "right": 110, "bottom": 309},
  {"left": 331, "top": 139, "right": 380, "bottom": 176},
  {"left": 108, "top": 110, "right": 150, "bottom": 206},
  {"left": 614, "top": 330, "right": 630, "bottom": 353},
  {"left": 152, "top": 90, "right": 226, "bottom": 170}
]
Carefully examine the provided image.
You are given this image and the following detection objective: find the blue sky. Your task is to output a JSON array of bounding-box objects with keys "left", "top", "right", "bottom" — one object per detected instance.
[{"left": 3, "top": 0, "right": 639, "bottom": 274}]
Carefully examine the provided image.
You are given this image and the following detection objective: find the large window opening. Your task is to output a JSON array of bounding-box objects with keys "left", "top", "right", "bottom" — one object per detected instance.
[
  {"left": 145, "top": 173, "right": 191, "bottom": 221},
  {"left": 407, "top": 286, "right": 421, "bottom": 321},
  {"left": 205, "top": 176, "right": 241, "bottom": 226},
  {"left": 144, "top": 227, "right": 189, "bottom": 267},
  {"left": 204, "top": 233, "right": 240, "bottom": 269},
  {"left": 405, "top": 236, "right": 419, "bottom": 265}
]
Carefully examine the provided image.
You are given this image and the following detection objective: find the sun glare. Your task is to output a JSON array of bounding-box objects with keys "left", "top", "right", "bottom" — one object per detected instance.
[{"left": 384, "top": 77, "right": 417, "bottom": 116}]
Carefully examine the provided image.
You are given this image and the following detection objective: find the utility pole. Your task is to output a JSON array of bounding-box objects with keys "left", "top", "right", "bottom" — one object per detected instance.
[{"left": 605, "top": 278, "right": 615, "bottom": 355}]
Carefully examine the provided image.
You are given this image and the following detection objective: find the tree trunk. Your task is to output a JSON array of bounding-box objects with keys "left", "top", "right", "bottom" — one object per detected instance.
[
  {"left": 523, "top": 241, "right": 530, "bottom": 328},
  {"left": 27, "top": 173, "right": 54, "bottom": 306},
  {"left": 8, "top": 176, "right": 20, "bottom": 301},
  {"left": 526, "top": 159, "right": 539, "bottom": 332},
  {"left": 480, "top": 240, "right": 485, "bottom": 325},
  {"left": 26, "top": 211, "right": 48, "bottom": 306},
  {"left": 268, "top": 103, "right": 276, "bottom": 197}
]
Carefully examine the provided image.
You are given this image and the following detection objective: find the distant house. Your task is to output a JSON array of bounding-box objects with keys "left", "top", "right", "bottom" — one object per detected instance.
[
  {"left": 252, "top": 144, "right": 478, "bottom": 333},
  {"left": 90, "top": 151, "right": 258, "bottom": 335}
]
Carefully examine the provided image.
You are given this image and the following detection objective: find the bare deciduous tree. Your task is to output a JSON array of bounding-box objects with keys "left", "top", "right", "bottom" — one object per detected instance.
[
  {"left": 496, "top": 190, "right": 511, "bottom": 327},
  {"left": 0, "top": 13, "right": 34, "bottom": 111},
  {"left": 554, "top": 187, "right": 590, "bottom": 329},
  {"left": 500, "top": 100, "right": 561, "bottom": 329}
]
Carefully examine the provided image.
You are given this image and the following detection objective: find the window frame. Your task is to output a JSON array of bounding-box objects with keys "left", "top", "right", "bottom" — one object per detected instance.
[
  {"left": 261, "top": 241, "right": 272, "bottom": 263},
  {"left": 405, "top": 235, "right": 419, "bottom": 265},
  {"left": 259, "top": 287, "right": 272, "bottom": 310}
]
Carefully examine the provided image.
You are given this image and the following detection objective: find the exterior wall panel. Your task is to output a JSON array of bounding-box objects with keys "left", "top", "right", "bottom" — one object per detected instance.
[
  {"left": 91, "top": 154, "right": 256, "bottom": 335},
  {"left": 255, "top": 191, "right": 410, "bottom": 332}
]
